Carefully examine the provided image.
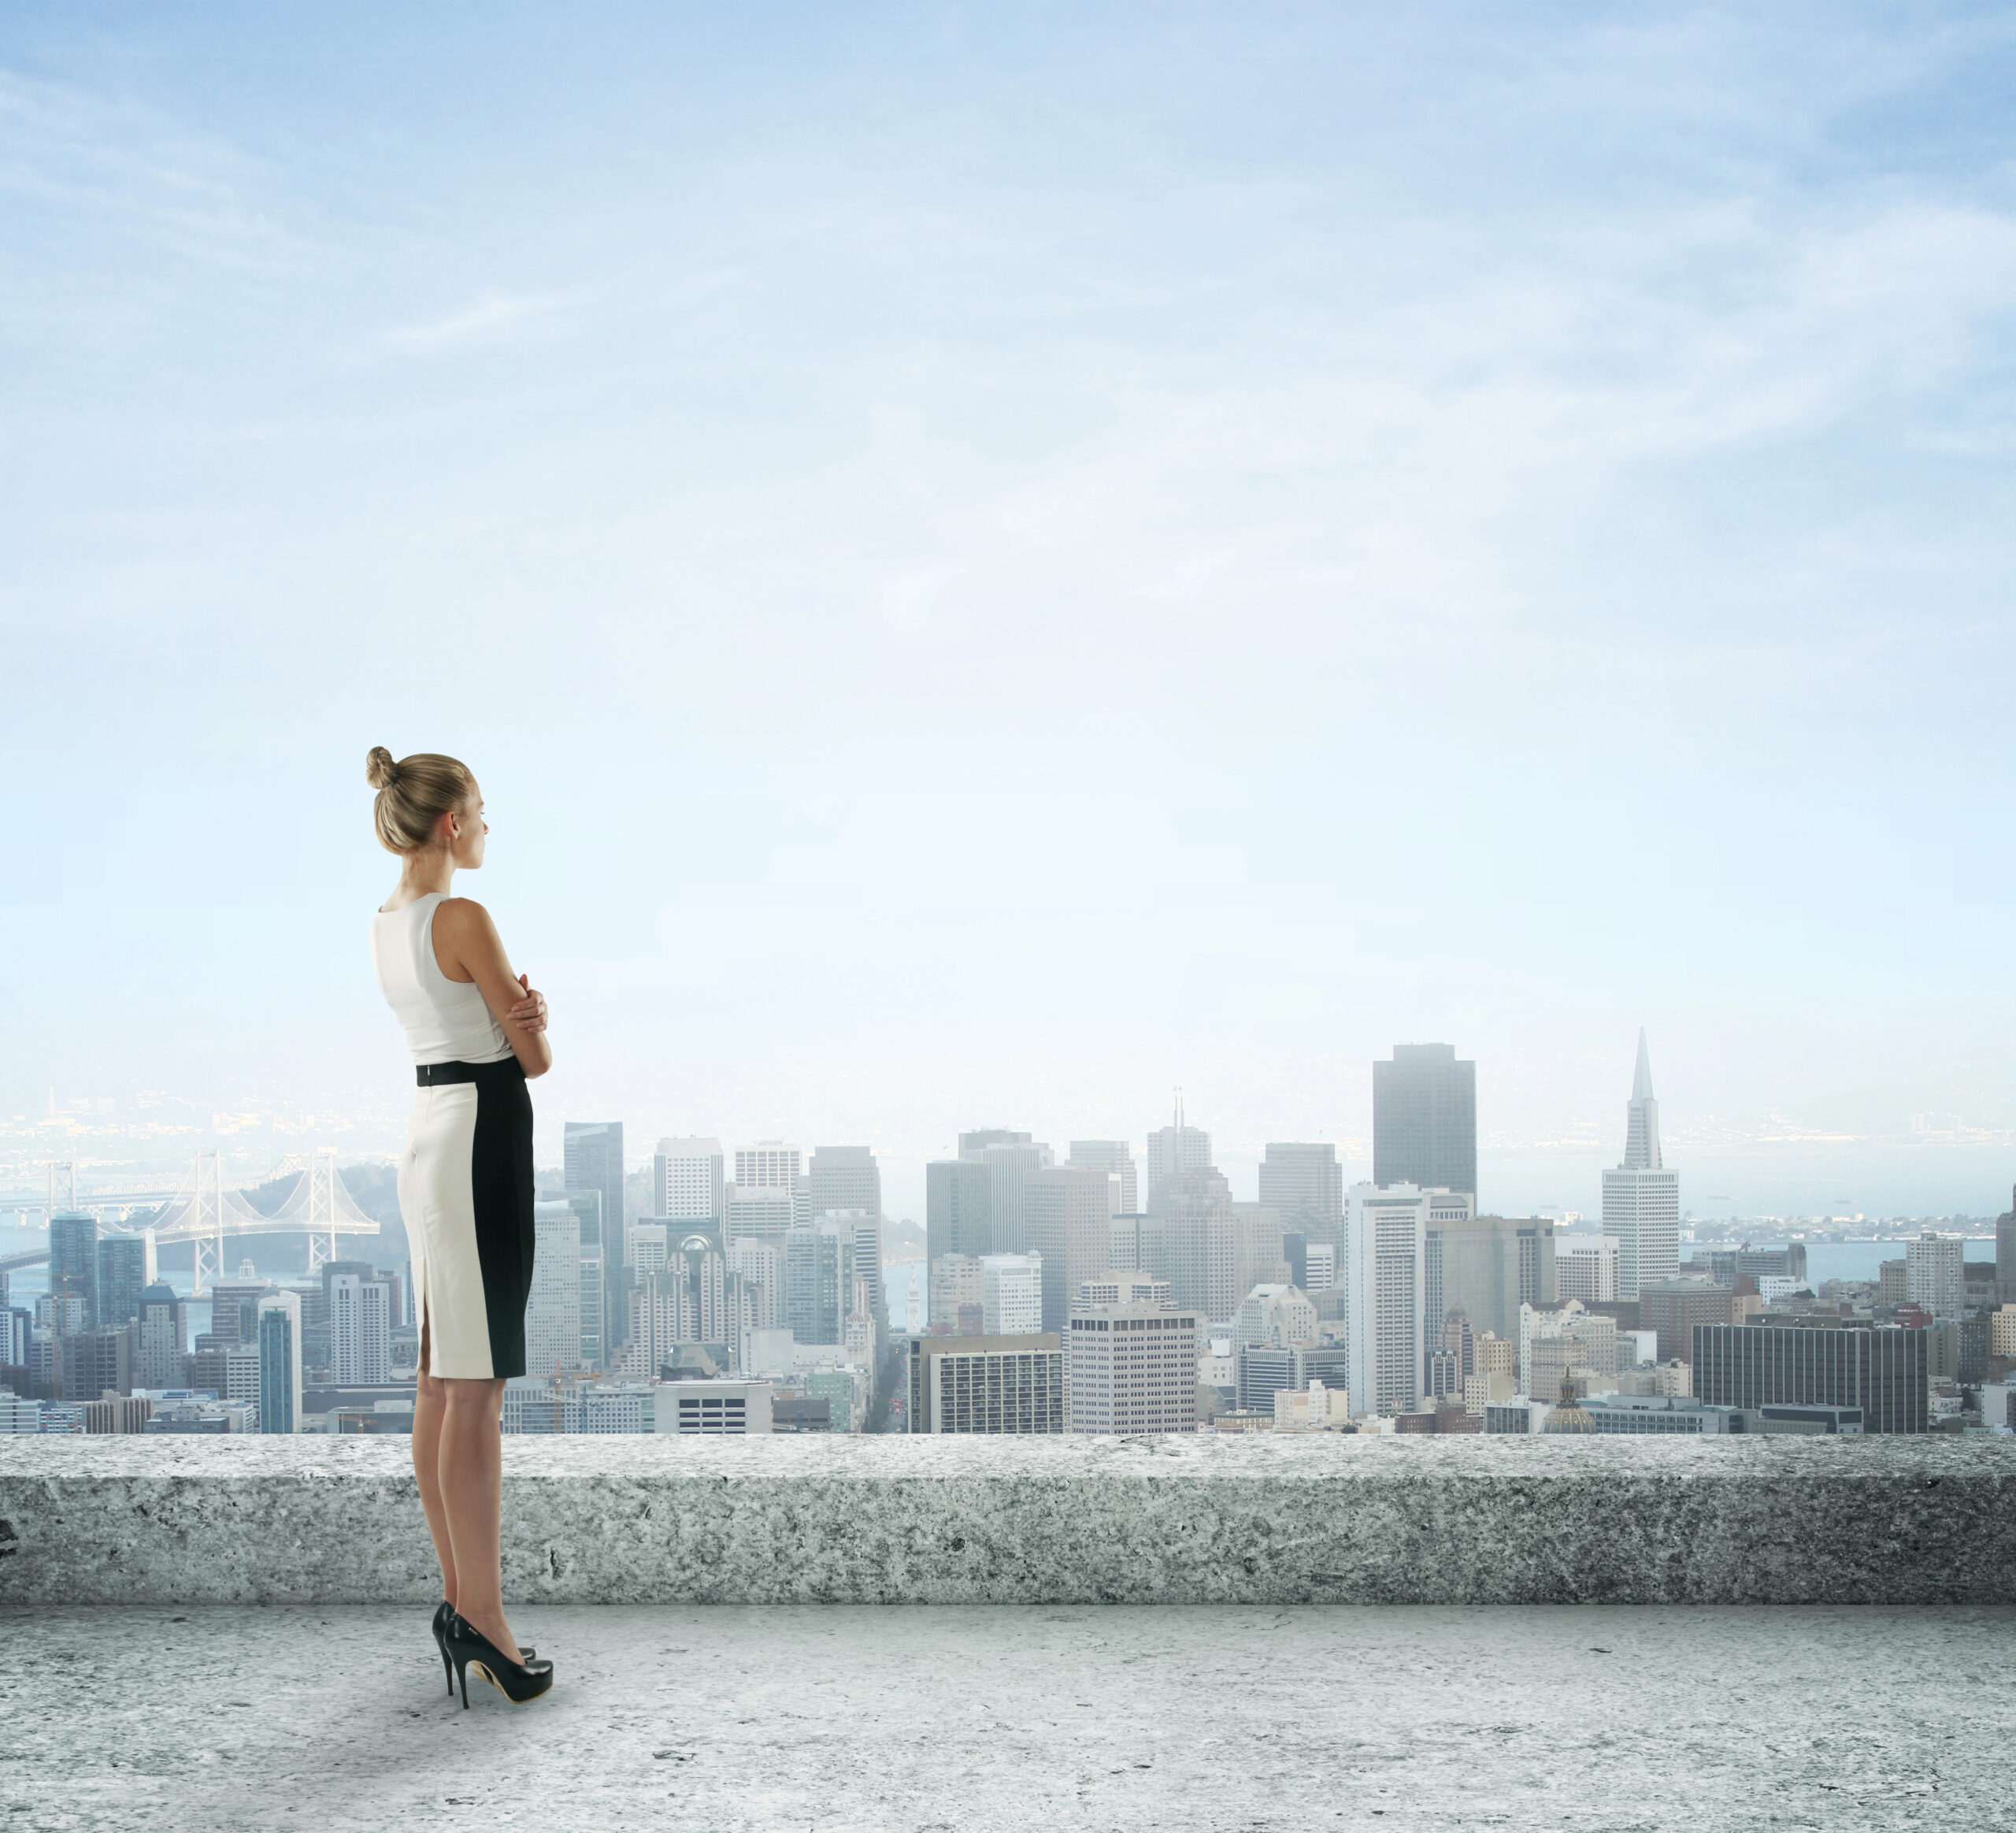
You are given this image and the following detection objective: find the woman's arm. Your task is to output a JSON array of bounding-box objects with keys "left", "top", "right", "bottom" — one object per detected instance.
[{"left": 433, "top": 898, "right": 554, "bottom": 1078}]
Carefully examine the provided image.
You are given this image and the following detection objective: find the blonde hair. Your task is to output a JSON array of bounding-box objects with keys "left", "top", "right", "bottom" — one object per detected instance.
[{"left": 365, "top": 747, "right": 476, "bottom": 855}]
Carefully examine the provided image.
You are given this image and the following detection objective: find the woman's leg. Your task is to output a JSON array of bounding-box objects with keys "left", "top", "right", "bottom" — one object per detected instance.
[
  {"left": 438, "top": 1375, "right": 522, "bottom": 1659},
  {"left": 411, "top": 1320, "right": 457, "bottom": 1608}
]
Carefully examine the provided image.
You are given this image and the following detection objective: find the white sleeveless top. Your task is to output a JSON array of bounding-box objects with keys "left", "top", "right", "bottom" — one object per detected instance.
[{"left": 369, "top": 893, "right": 513, "bottom": 1067}]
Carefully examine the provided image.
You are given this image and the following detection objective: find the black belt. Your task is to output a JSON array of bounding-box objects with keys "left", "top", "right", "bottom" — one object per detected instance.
[{"left": 416, "top": 1058, "right": 524, "bottom": 1086}]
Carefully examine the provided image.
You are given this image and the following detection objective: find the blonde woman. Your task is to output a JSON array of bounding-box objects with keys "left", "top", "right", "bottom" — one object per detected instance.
[{"left": 366, "top": 746, "right": 555, "bottom": 1708}]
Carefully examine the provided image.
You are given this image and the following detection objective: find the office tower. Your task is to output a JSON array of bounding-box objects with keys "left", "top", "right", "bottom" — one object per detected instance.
[
  {"left": 736, "top": 1141, "right": 802, "bottom": 1192},
  {"left": 565, "top": 1190, "right": 606, "bottom": 1371},
  {"left": 1108, "top": 1212, "right": 1169, "bottom": 1283},
  {"left": 630, "top": 1223, "right": 669, "bottom": 1276},
  {"left": 50, "top": 1211, "right": 98, "bottom": 1327},
  {"left": 1693, "top": 1321, "right": 1927, "bottom": 1434},
  {"left": 1999, "top": 1187, "right": 2016, "bottom": 1305},
  {"left": 1067, "top": 1142, "right": 1139, "bottom": 1217},
  {"left": 958, "top": 1128, "right": 1032, "bottom": 1156},
  {"left": 1145, "top": 1101, "right": 1213, "bottom": 1215},
  {"left": 672, "top": 1234, "right": 728, "bottom": 1344},
  {"left": 928, "top": 1253, "right": 984, "bottom": 1335},
  {"left": 94, "top": 1236, "right": 148, "bottom": 1330},
  {"left": 906, "top": 1334, "right": 1064, "bottom": 1434},
  {"left": 1163, "top": 1167, "right": 1234, "bottom": 1319},
  {"left": 1021, "top": 1163, "right": 1111, "bottom": 1332},
  {"left": 1518, "top": 1301, "right": 1621, "bottom": 1403},
  {"left": 807, "top": 1145, "right": 882, "bottom": 1224},
  {"left": 1420, "top": 1208, "right": 1540, "bottom": 1344},
  {"left": 727, "top": 1141, "right": 801, "bottom": 1245},
  {"left": 926, "top": 1159, "right": 993, "bottom": 1267},
  {"left": 981, "top": 1254, "right": 1044, "bottom": 1334},
  {"left": 959, "top": 1135, "right": 1052, "bottom": 1255},
  {"left": 653, "top": 1137, "right": 725, "bottom": 1225},
  {"left": 623, "top": 1273, "right": 684, "bottom": 1378},
  {"left": 1303, "top": 1241, "right": 1337, "bottom": 1293},
  {"left": 1235, "top": 1284, "right": 1317, "bottom": 1350},
  {"left": 784, "top": 1220, "right": 854, "bottom": 1346},
  {"left": 328, "top": 1273, "right": 391, "bottom": 1385},
  {"left": 524, "top": 1200, "right": 584, "bottom": 1376},
  {"left": 57, "top": 1327, "right": 133, "bottom": 1401},
  {"left": 1065, "top": 1284, "right": 1199, "bottom": 1434},
  {"left": 565, "top": 1121, "right": 628, "bottom": 1326},
  {"left": 186, "top": 1342, "right": 261, "bottom": 1413},
  {"left": 1557, "top": 1236, "right": 1621, "bottom": 1304},
  {"left": 730, "top": 1238, "right": 780, "bottom": 1330},
  {"left": 1373, "top": 1045, "right": 1477, "bottom": 1203},
  {"left": 1258, "top": 1144, "right": 1345, "bottom": 1243},
  {"left": 1905, "top": 1233, "right": 1965, "bottom": 1319},
  {"left": 258, "top": 1292, "right": 302, "bottom": 1434},
  {"left": 207, "top": 1282, "right": 269, "bottom": 1346},
  {"left": 1344, "top": 1182, "right": 1437, "bottom": 1417},
  {"left": 1639, "top": 1277, "right": 1736, "bottom": 1365},
  {"left": 135, "top": 1283, "right": 186, "bottom": 1389},
  {"left": 1602, "top": 1032, "right": 1681, "bottom": 1298}
]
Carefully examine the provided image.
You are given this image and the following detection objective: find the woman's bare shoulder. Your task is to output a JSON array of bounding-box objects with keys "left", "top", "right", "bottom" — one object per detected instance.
[{"left": 432, "top": 896, "right": 494, "bottom": 935}]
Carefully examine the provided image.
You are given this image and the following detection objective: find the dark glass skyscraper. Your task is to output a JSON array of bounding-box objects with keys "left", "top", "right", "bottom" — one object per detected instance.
[
  {"left": 1372, "top": 1044, "right": 1477, "bottom": 1201},
  {"left": 50, "top": 1211, "right": 98, "bottom": 1328},
  {"left": 565, "top": 1122, "right": 627, "bottom": 1349}
]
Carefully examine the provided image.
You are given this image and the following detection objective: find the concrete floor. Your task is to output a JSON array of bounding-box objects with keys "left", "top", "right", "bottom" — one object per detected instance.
[{"left": 2, "top": 1605, "right": 2008, "bottom": 1831}]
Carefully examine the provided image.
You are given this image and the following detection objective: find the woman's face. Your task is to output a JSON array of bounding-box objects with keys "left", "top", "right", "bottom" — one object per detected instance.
[{"left": 447, "top": 784, "right": 488, "bottom": 869}]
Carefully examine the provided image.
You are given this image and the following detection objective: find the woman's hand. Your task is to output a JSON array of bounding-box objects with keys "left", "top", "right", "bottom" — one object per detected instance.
[{"left": 507, "top": 974, "right": 548, "bottom": 1034}]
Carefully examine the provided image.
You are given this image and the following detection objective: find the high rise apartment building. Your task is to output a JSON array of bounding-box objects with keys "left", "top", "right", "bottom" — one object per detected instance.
[
  {"left": 258, "top": 1292, "right": 301, "bottom": 1434},
  {"left": 1373, "top": 1045, "right": 1477, "bottom": 1202},
  {"left": 1557, "top": 1236, "right": 1620, "bottom": 1304},
  {"left": 1065, "top": 1281, "right": 1199, "bottom": 1434},
  {"left": 1693, "top": 1320, "right": 1926, "bottom": 1434},
  {"left": 1067, "top": 1141, "right": 1139, "bottom": 1217},
  {"left": 653, "top": 1137, "right": 725, "bottom": 1226},
  {"left": 1602, "top": 1032, "right": 1680, "bottom": 1298},
  {"left": 1344, "top": 1182, "right": 1437, "bottom": 1417},
  {"left": 329, "top": 1274, "right": 391, "bottom": 1385},
  {"left": 906, "top": 1334, "right": 1064, "bottom": 1433},
  {"left": 1145, "top": 1104, "right": 1213, "bottom": 1215},
  {"left": 1905, "top": 1233, "right": 1965, "bottom": 1319},
  {"left": 1258, "top": 1144, "right": 1344, "bottom": 1242},
  {"left": 524, "top": 1200, "right": 584, "bottom": 1376}
]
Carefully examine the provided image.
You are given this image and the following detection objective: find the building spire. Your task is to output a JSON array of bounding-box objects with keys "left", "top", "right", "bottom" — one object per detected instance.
[{"left": 1623, "top": 1031, "right": 1661, "bottom": 1171}]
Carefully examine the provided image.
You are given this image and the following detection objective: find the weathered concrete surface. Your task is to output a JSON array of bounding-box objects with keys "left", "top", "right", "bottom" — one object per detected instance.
[
  {"left": 4, "top": 1434, "right": 2012, "bottom": 1606},
  {"left": 2, "top": 1601, "right": 2010, "bottom": 1832}
]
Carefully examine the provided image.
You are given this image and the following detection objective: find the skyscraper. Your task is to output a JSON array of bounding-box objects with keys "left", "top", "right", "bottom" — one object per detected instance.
[
  {"left": 257, "top": 1292, "right": 302, "bottom": 1434},
  {"left": 1067, "top": 1141, "right": 1139, "bottom": 1217},
  {"left": 524, "top": 1200, "right": 584, "bottom": 1376},
  {"left": 1258, "top": 1144, "right": 1345, "bottom": 1242},
  {"left": 50, "top": 1211, "right": 98, "bottom": 1329},
  {"left": 784, "top": 1219, "right": 854, "bottom": 1346},
  {"left": 1998, "top": 1186, "right": 2016, "bottom": 1306},
  {"left": 1904, "top": 1232, "right": 1965, "bottom": 1319},
  {"left": 958, "top": 1134, "right": 1052, "bottom": 1255},
  {"left": 652, "top": 1137, "right": 725, "bottom": 1226},
  {"left": 1601, "top": 1031, "right": 1681, "bottom": 1299},
  {"left": 94, "top": 1235, "right": 149, "bottom": 1329},
  {"left": 1021, "top": 1163, "right": 1111, "bottom": 1332},
  {"left": 1065, "top": 1282, "right": 1199, "bottom": 1435},
  {"left": 1345, "top": 1182, "right": 1436, "bottom": 1417},
  {"left": 135, "top": 1283, "right": 186, "bottom": 1389},
  {"left": 926, "top": 1159, "right": 993, "bottom": 1265},
  {"left": 564, "top": 1116, "right": 626, "bottom": 1273},
  {"left": 328, "top": 1273, "right": 391, "bottom": 1385},
  {"left": 1372, "top": 1045, "right": 1477, "bottom": 1202},
  {"left": 1145, "top": 1101, "right": 1213, "bottom": 1215},
  {"left": 806, "top": 1145, "right": 883, "bottom": 1224},
  {"left": 1422, "top": 1210, "right": 1544, "bottom": 1345},
  {"left": 565, "top": 1190, "right": 606, "bottom": 1370}
]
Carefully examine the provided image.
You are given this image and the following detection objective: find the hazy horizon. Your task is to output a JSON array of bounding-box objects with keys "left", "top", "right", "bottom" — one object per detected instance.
[{"left": 6, "top": 6, "right": 2014, "bottom": 1223}]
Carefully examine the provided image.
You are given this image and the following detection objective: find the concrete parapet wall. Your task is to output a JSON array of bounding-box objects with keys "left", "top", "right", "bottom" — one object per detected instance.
[{"left": 3, "top": 1434, "right": 2012, "bottom": 1606}]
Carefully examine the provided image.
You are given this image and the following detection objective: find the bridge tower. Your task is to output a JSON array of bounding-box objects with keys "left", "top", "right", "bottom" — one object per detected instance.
[{"left": 189, "top": 1151, "right": 230, "bottom": 1297}]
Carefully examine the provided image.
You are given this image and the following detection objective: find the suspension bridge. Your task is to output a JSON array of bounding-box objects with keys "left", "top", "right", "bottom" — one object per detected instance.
[{"left": 0, "top": 1151, "right": 383, "bottom": 1293}]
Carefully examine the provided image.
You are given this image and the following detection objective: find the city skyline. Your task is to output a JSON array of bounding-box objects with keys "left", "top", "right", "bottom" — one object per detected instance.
[{"left": 5, "top": 7, "right": 2014, "bottom": 1219}]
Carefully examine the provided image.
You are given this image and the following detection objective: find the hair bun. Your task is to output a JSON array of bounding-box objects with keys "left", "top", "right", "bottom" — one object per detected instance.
[{"left": 365, "top": 746, "right": 398, "bottom": 791}]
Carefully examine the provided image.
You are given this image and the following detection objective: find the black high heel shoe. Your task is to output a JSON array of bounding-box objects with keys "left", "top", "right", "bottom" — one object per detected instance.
[
  {"left": 432, "top": 1601, "right": 535, "bottom": 1694},
  {"left": 445, "top": 1612, "right": 554, "bottom": 1708}
]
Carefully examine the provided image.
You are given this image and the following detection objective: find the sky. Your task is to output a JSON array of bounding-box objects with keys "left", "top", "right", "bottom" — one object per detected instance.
[{"left": 2, "top": 3, "right": 2014, "bottom": 1223}]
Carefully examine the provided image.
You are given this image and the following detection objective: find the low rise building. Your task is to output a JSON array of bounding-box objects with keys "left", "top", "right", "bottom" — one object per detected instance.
[{"left": 907, "top": 1334, "right": 1062, "bottom": 1433}]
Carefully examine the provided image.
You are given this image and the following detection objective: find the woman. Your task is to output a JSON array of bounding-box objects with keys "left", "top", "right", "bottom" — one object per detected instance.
[{"left": 366, "top": 746, "right": 556, "bottom": 1708}]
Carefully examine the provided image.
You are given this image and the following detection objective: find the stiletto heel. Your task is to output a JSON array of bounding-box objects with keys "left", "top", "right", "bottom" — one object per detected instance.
[
  {"left": 432, "top": 1598, "right": 533, "bottom": 1697},
  {"left": 446, "top": 1612, "right": 554, "bottom": 1707}
]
